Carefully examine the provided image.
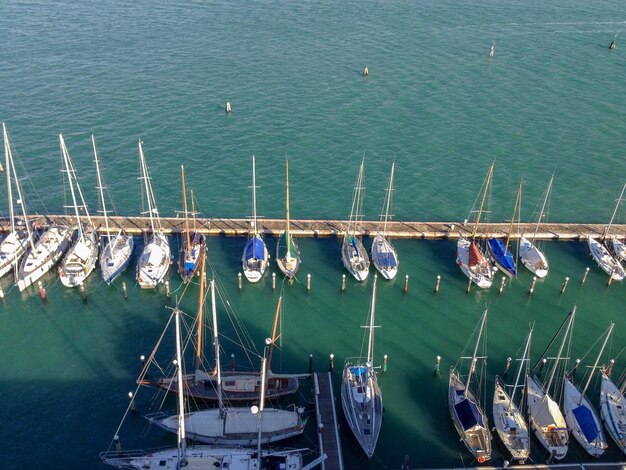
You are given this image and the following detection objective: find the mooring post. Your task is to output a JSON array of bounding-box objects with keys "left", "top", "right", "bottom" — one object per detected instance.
[
  {"left": 128, "top": 391, "right": 136, "bottom": 412},
  {"left": 329, "top": 353, "right": 334, "bottom": 372},
  {"left": 434, "top": 355, "right": 441, "bottom": 376},
  {"left": 307, "top": 273, "right": 311, "bottom": 292},
  {"left": 529, "top": 276, "right": 537, "bottom": 295},
  {"left": 561, "top": 276, "right": 569, "bottom": 294},
  {"left": 0, "top": 287, "right": 4, "bottom": 300},
  {"left": 341, "top": 274, "right": 346, "bottom": 292},
  {"left": 581, "top": 267, "right": 590, "bottom": 285},
  {"left": 503, "top": 357, "right": 512, "bottom": 378},
  {"left": 38, "top": 280, "right": 46, "bottom": 301},
  {"left": 434, "top": 275, "right": 441, "bottom": 293},
  {"left": 308, "top": 354, "right": 313, "bottom": 374},
  {"left": 114, "top": 435, "right": 122, "bottom": 452},
  {"left": 404, "top": 274, "right": 409, "bottom": 293},
  {"left": 572, "top": 358, "right": 581, "bottom": 379},
  {"left": 122, "top": 281, "right": 128, "bottom": 299},
  {"left": 608, "top": 269, "right": 615, "bottom": 286},
  {"left": 499, "top": 276, "right": 506, "bottom": 294},
  {"left": 231, "top": 353, "right": 236, "bottom": 371},
  {"left": 140, "top": 355, "right": 145, "bottom": 367},
  {"left": 538, "top": 358, "right": 547, "bottom": 377},
  {"left": 165, "top": 281, "right": 171, "bottom": 299},
  {"left": 607, "top": 359, "right": 615, "bottom": 376},
  {"left": 238, "top": 272, "right": 242, "bottom": 290},
  {"left": 80, "top": 282, "right": 86, "bottom": 302},
  {"left": 383, "top": 354, "right": 388, "bottom": 374},
  {"left": 466, "top": 278, "right": 472, "bottom": 293},
  {"left": 272, "top": 272, "right": 276, "bottom": 290}
]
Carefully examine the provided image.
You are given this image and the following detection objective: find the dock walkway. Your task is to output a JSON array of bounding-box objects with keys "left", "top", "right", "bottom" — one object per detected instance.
[{"left": 313, "top": 372, "right": 343, "bottom": 470}]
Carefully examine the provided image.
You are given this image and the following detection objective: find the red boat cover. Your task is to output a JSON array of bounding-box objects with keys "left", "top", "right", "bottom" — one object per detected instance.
[{"left": 469, "top": 241, "right": 483, "bottom": 268}]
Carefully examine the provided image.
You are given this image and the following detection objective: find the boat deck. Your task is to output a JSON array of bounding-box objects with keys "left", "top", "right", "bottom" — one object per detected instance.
[{"left": 313, "top": 372, "right": 344, "bottom": 470}]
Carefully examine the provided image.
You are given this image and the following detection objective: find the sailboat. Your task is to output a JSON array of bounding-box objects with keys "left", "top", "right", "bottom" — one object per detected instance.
[
  {"left": 0, "top": 123, "right": 35, "bottom": 279},
  {"left": 520, "top": 175, "right": 553, "bottom": 278},
  {"left": 342, "top": 158, "right": 369, "bottom": 282},
  {"left": 600, "top": 363, "right": 626, "bottom": 456},
  {"left": 449, "top": 308, "right": 491, "bottom": 464},
  {"left": 242, "top": 155, "right": 269, "bottom": 283},
  {"left": 178, "top": 165, "right": 206, "bottom": 283},
  {"left": 57, "top": 134, "right": 98, "bottom": 288},
  {"left": 563, "top": 323, "right": 612, "bottom": 457},
  {"left": 276, "top": 160, "right": 301, "bottom": 280},
  {"left": 487, "top": 179, "right": 521, "bottom": 277},
  {"left": 101, "top": 306, "right": 306, "bottom": 470},
  {"left": 588, "top": 183, "right": 626, "bottom": 281},
  {"left": 93, "top": 136, "right": 134, "bottom": 285},
  {"left": 607, "top": 183, "right": 626, "bottom": 262},
  {"left": 146, "top": 280, "right": 306, "bottom": 446},
  {"left": 371, "top": 162, "right": 399, "bottom": 280},
  {"left": 456, "top": 164, "right": 494, "bottom": 288},
  {"left": 341, "top": 274, "right": 383, "bottom": 458},
  {"left": 136, "top": 140, "right": 171, "bottom": 289},
  {"left": 526, "top": 308, "right": 573, "bottom": 460},
  {"left": 492, "top": 326, "right": 532, "bottom": 464}
]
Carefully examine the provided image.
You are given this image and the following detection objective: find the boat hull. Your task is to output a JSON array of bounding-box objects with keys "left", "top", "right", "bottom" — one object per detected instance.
[
  {"left": 341, "top": 236, "right": 369, "bottom": 282},
  {"left": 487, "top": 238, "right": 517, "bottom": 277},
  {"left": 370, "top": 233, "right": 398, "bottom": 280},
  {"left": 519, "top": 236, "right": 549, "bottom": 278},
  {"left": 59, "top": 228, "right": 99, "bottom": 288},
  {"left": 100, "top": 234, "right": 134, "bottom": 285},
  {"left": 610, "top": 236, "right": 626, "bottom": 263},
  {"left": 600, "top": 372, "right": 626, "bottom": 456},
  {"left": 242, "top": 234, "right": 269, "bottom": 283},
  {"left": 0, "top": 229, "right": 31, "bottom": 279},
  {"left": 136, "top": 232, "right": 171, "bottom": 288},
  {"left": 178, "top": 232, "right": 206, "bottom": 283},
  {"left": 456, "top": 237, "right": 493, "bottom": 288},
  {"left": 492, "top": 377, "right": 530, "bottom": 463},
  {"left": 563, "top": 378, "right": 607, "bottom": 457},
  {"left": 276, "top": 231, "right": 301, "bottom": 279},
  {"left": 588, "top": 236, "right": 625, "bottom": 280}
]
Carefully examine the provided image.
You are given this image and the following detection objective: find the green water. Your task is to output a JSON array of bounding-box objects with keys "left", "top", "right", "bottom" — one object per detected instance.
[{"left": 1, "top": 0, "right": 626, "bottom": 468}]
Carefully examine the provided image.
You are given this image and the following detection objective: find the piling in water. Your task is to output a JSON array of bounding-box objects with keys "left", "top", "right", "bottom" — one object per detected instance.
[
  {"left": 341, "top": 274, "right": 346, "bottom": 292},
  {"left": 238, "top": 272, "right": 242, "bottom": 290},
  {"left": 561, "top": 276, "right": 569, "bottom": 294},
  {"left": 307, "top": 273, "right": 311, "bottom": 292},
  {"left": 466, "top": 278, "right": 472, "bottom": 293},
  {"left": 404, "top": 274, "right": 409, "bottom": 293},
  {"left": 572, "top": 358, "right": 581, "bottom": 379},
  {"left": 114, "top": 435, "right": 122, "bottom": 452},
  {"left": 122, "top": 281, "right": 128, "bottom": 299},
  {"left": 434, "top": 275, "right": 441, "bottom": 293},
  {"left": 329, "top": 353, "right": 334, "bottom": 372},
  {"left": 581, "top": 267, "right": 590, "bottom": 285},
  {"left": 0, "top": 287, "right": 4, "bottom": 300},
  {"left": 608, "top": 269, "right": 615, "bottom": 286},
  {"left": 165, "top": 281, "right": 170, "bottom": 298},
  {"left": 128, "top": 391, "right": 136, "bottom": 412},
  {"left": 231, "top": 353, "right": 236, "bottom": 371},
  {"left": 607, "top": 359, "right": 615, "bottom": 376},
  {"left": 499, "top": 276, "right": 505, "bottom": 294},
  {"left": 272, "top": 272, "right": 276, "bottom": 290},
  {"left": 38, "top": 281, "right": 46, "bottom": 301},
  {"left": 80, "top": 282, "right": 86, "bottom": 302},
  {"left": 503, "top": 357, "right": 512, "bottom": 378},
  {"left": 383, "top": 354, "right": 388, "bottom": 374},
  {"left": 434, "top": 355, "right": 441, "bottom": 376},
  {"left": 529, "top": 276, "right": 537, "bottom": 295},
  {"left": 538, "top": 358, "right": 547, "bottom": 377},
  {"left": 308, "top": 354, "right": 313, "bottom": 374}
]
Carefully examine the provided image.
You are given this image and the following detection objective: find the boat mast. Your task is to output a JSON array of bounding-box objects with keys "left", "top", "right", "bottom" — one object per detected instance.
[
  {"left": 190, "top": 189, "right": 197, "bottom": 233},
  {"left": 252, "top": 155, "right": 258, "bottom": 237},
  {"left": 267, "top": 295, "right": 283, "bottom": 371},
  {"left": 3, "top": 123, "right": 15, "bottom": 233},
  {"left": 465, "top": 308, "right": 488, "bottom": 399},
  {"left": 579, "top": 322, "right": 614, "bottom": 404},
  {"left": 471, "top": 164, "right": 494, "bottom": 239},
  {"left": 138, "top": 140, "right": 156, "bottom": 234},
  {"left": 93, "top": 136, "right": 114, "bottom": 250},
  {"left": 257, "top": 352, "right": 268, "bottom": 464},
  {"left": 509, "top": 326, "right": 533, "bottom": 408},
  {"left": 60, "top": 134, "right": 84, "bottom": 241},
  {"left": 181, "top": 165, "right": 191, "bottom": 250},
  {"left": 532, "top": 174, "right": 553, "bottom": 243},
  {"left": 545, "top": 307, "right": 576, "bottom": 394},
  {"left": 603, "top": 183, "right": 626, "bottom": 239},
  {"left": 381, "top": 162, "right": 395, "bottom": 237},
  {"left": 505, "top": 179, "right": 523, "bottom": 252},
  {"left": 366, "top": 275, "right": 378, "bottom": 365},
  {"left": 347, "top": 158, "right": 365, "bottom": 241},
  {"left": 285, "top": 160, "right": 291, "bottom": 260},
  {"left": 174, "top": 307, "right": 187, "bottom": 464},
  {"left": 195, "top": 253, "right": 206, "bottom": 372},
  {"left": 209, "top": 278, "right": 223, "bottom": 412}
]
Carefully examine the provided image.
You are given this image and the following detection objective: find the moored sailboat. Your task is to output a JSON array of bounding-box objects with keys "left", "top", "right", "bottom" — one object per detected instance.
[
  {"left": 178, "top": 165, "right": 206, "bottom": 283},
  {"left": 607, "top": 183, "right": 626, "bottom": 262},
  {"left": 600, "top": 364, "right": 626, "bottom": 456},
  {"left": 276, "top": 159, "right": 301, "bottom": 279},
  {"left": 520, "top": 174, "right": 553, "bottom": 278},
  {"left": 242, "top": 155, "right": 269, "bottom": 283},
  {"left": 449, "top": 308, "right": 491, "bottom": 464},
  {"left": 342, "top": 158, "right": 369, "bottom": 282},
  {"left": 371, "top": 162, "right": 398, "bottom": 280},
  {"left": 341, "top": 274, "right": 383, "bottom": 458},
  {"left": 487, "top": 179, "right": 521, "bottom": 277}
]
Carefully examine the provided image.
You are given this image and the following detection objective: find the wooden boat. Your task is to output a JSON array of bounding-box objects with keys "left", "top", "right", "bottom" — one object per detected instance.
[
  {"left": 492, "top": 327, "right": 532, "bottom": 463},
  {"left": 487, "top": 179, "right": 521, "bottom": 277},
  {"left": 449, "top": 308, "right": 491, "bottom": 464},
  {"left": 276, "top": 160, "right": 301, "bottom": 279},
  {"left": 341, "top": 158, "right": 369, "bottom": 281},
  {"left": 520, "top": 174, "right": 553, "bottom": 278},
  {"left": 58, "top": 134, "right": 98, "bottom": 288},
  {"left": 178, "top": 165, "right": 206, "bottom": 283},
  {"left": 563, "top": 323, "right": 612, "bottom": 457},
  {"left": 371, "top": 162, "right": 399, "bottom": 280},
  {"left": 341, "top": 274, "right": 383, "bottom": 458},
  {"left": 242, "top": 155, "right": 268, "bottom": 282},
  {"left": 93, "top": 135, "right": 134, "bottom": 285},
  {"left": 136, "top": 140, "right": 171, "bottom": 288},
  {"left": 456, "top": 164, "right": 494, "bottom": 288},
  {"left": 600, "top": 367, "right": 626, "bottom": 456}
]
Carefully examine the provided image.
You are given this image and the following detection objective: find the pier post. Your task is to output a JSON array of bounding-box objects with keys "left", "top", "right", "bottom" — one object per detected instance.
[
  {"left": 572, "top": 358, "right": 581, "bottom": 378},
  {"left": 404, "top": 274, "right": 409, "bottom": 293},
  {"left": 498, "top": 276, "right": 506, "bottom": 294},
  {"left": 466, "top": 278, "right": 472, "bottom": 293},
  {"left": 560, "top": 276, "right": 569, "bottom": 294},
  {"left": 329, "top": 353, "right": 334, "bottom": 372},
  {"left": 230, "top": 353, "right": 236, "bottom": 371},
  {"left": 238, "top": 272, "right": 242, "bottom": 290},
  {"left": 538, "top": 358, "right": 547, "bottom": 377},
  {"left": 80, "top": 282, "right": 86, "bottom": 302},
  {"left": 581, "top": 267, "right": 590, "bottom": 285},
  {"left": 503, "top": 357, "right": 512, "bottom": 379},
  {"left": 128, "top": 391, "right": 136, "bottom": 412},
  {"left": 225, "top": 101, "right": 231, "bottom": 113},
  {"left": 307, "top": 273, "right": 311, "bottom": 292},
  {"left": 607, "top": 359, "right": 615, "bottom": 376},
  {"left": 341, "top": 274, "right": 346, "bottom": 292},
  {"left": 0, "top": 287, "right": 4, "bottom": 300},
  {"left": 529, "top": 276, "right": 537, "bottom": 295},
  {"left": 308, "top": 354, "right": 313, "bottom": 374},
  {"left": 383, "top": 354, "right": 388, "bottom": 374},
  {"left": 38, "top": 281, "right": 46, "bottom": 301},
  {"left": 122, "top": 281, "right": 128, "bottom": 299},
  {"left": 140, "top": 355, "right": 146, "bottom": 367},
  {"left": 434, "top": 275, "right": 441, "bottom": 293},
  {"left": 272, "top": 272, "right": 276, "bottom": 290},
  {"left": 608, "top": 269, "right": 615, "bottom": 286},
  {"left": 165, "top": 281, "right": 170, "bottom": 299},
  {"left": 434, "top": 355, "right": 441, "bottom": 376},
  {"left": 114, "top": 435, "right": 122, "bottom": 452}
]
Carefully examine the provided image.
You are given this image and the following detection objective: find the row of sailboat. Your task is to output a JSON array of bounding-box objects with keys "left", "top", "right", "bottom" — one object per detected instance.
[{"left": 450, "top": 306, "right": 626, "bottom": 465}]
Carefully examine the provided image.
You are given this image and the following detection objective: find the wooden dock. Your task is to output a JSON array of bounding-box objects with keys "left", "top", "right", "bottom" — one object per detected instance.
[
  {"left": 2, "top": 215, "right": 626, "bottom": 240},
  {"left": 313, "top": 372, "right": 344, "bottom": 470}
]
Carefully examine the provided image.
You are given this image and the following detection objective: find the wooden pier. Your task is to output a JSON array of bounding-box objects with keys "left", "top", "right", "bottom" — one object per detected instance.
[
  {"left": 313, "top": 372, "right": 344, "bottom": 470},
  {"left": 3, "top": 215, "right": 626, "bottom": 240}
]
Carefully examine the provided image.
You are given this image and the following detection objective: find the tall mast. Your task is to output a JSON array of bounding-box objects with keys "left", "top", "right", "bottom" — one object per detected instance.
[
  {"left": 138, "top": 140, "right": 156, "bottom": 233},
  {"left": 465, "top": 308, "right": 488, "bottom": 399},
  {"left": 60, "top": 134, "right": 84, "bottom": 241},
  {"left": 471, "top": 164, "right": 494, "bottom": 239},
  {"left": 505, "top": 179, "right": 522, "bottom": 252},
  {"left": 209, "top": 279, "right": 223, "bottom": 412},
  {"left": 532, "top": 174, "right": 553, "bottom": 242},
  {"left": 195, "top": 253, "right": 206, "bottom": 371},
  {"left": 257, "top": 353, "right": 268, "bottom": 464},
  {"left": 366, "top": 275, "right": 378, "bottom": 364},
  {"left": 190, "top": 189, "right": 197, "bottom": 233},
  {"left": 381, "top": 162, "right": 395, "bottom": 236},
  {"left": 252, "top": 155, "right": 258, "bottom": 236},
  {"left": 267, "top": 296, "right": 283, "bottom": 371},
  {"left": 347, "top": 159, "right": 365, "bottom": 240},
  {"left": 174, "top": 308, "right": 187, "bottom": 464},
  {"left": 3, "top": 123, "right": 15, "bottom": 233},
  {"left": 93, "top": 136, "right": 113, "bottom": 248},
  {"left": 509, "top": 326, "right": 533, "bottom": 407},
  {"left": 546, "top": 307, "right": 576, "bottom": 394},
  {"left": 181, "top": 165, "right": 191, "bottom": 249},
  {"left": 579, "top": 322, "right": 614, "bottom": 403},
  {"left": 285, "top": 160, "right": 291, "bottom": 259},
  {"left": 603, "top": 183, "right": 626, "bottom": 239}
]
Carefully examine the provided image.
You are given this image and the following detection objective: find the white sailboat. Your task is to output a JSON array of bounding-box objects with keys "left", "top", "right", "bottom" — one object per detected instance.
[
  {"left": 588, "top": 183, "right": 626, "bottom": 281},
  {"left": 147, "top": 280, "right": 306, "bottom": 446},
  {"left": 600, "top": 365, "right": 626, "bottom": 456},
  {"left": 342, "top": 158, "right": 369, "bottom": 282},
  {"left": 563, "top": 323, "right": 612, "bottom": 457},
  {"left": 456, "top": 164, "right": 494, "bottom": 288},
  {"left": 136, "top": 140, "right": 170, "bottom": 289},
  {"left": 341, "top": 274, "right": 383, "bottom": 458},
  {"left": 607, "top": 183, "right": 626, "bottom": 262},
  {"left": 449, "top": 308, "right": 491, "bottom": 464},
  {"left": 276, "top": 159, "right": 301, "bottom": 279},
  {"left": 371, "top": 162, "right": 399, "bottom": 280},
  {"left": 101, "top": 306, "right": 307, "bottom": 470},
  {"left": 93, "top": 136, "right": 134, "bottom": 285},
  {"left": 520, "top": 174, "right": 553, "bottom": 278},
  {"left": 58, "top": 134, "right": 98, "bottom": 288},
  {"left": 526, "top": 308, "right": 574, "bottom": 460},
  {"left": 492, "top": 326, "right": 532, "bottom": 464},
  {"left": 242, "top": 155, "right": 269, "bottom": 283},
  {"left": 178, "top": 165, "right": 206, "bottom": 283},
  {"left": 0, "top": 123, "right": 35, "bottom": 279}
]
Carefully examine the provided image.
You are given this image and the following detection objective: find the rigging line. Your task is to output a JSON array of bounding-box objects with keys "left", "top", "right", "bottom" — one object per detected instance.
[{"left": 531, "top": 310, "right": 571, "bottom": 371}]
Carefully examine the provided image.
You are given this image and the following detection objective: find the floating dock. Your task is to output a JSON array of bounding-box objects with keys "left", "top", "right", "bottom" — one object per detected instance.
[
  {"left": 313, "top": 372, "right": 343, "bottom": 470},
  {"left": 2, "top": 215, "right": 625, "bottom": 240}
]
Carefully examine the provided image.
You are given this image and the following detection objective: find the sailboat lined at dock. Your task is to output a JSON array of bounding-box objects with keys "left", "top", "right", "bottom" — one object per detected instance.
[
  {"left": 520, "top": 174, "right": 553, "bottom": 278},
  {"left": 178, "top": 165, "right": 206, "bottom": 283},
  {"left": 371, "top": 162, "right": 398, "bottom": 280},
  {"left": 242, "top": 155, "right": 268, "bottom": 283},
  {"left": 342, "top": 158, "right": 369, "bottom": 282},
  {"left": 276, "top": 160, "right": 301, "bottom": 279},
  {"left": 600, "top": 363, "right": 626, "bottom": 456},
  {"left": 487, "top": 179, "right": 521, "bottom": 277}
]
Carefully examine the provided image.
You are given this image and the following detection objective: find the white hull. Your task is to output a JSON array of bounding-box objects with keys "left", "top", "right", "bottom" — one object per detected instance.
[
  {"left": 519, "top": 236, "right": 549, "bottom": 278},
  {"left": 492, "top": 379, "right": 530, "bottom": 463},
  {"left": 600, "top": 372, "right": 626, "bottom": 456},
  {"left": 100, "top": 234, "right": 134, "bottom": 285},
  {"left": 59, "top": 228, "right": 99, "bottom": 288},
  {"left": 241, "top": 235, "right": 269, "bottom": 283},
  {"left": 588, "top": 236, "right": 625, "bottom": 280},
  {"left": 456, "top": 237, "right": 493, "bottom": 288},
  {"left": 563, "top": 378, "right": 607, "bottom": 457},
  {"left": 526, "top": 375, "right": 569, "bottom": 459},
  {"left": 370, "top": 233, "right": 398, "bottom": 280},
  {"left": 0, "top": 229, "right": 31, "bottom": 279},
  {"left": 137, "top": 232, "right": 171, "bottom": 288},
  {"left": 17, "top": 225, "right": 72, "bottom": 291},
  {"left": 148, "top": 407, "right": 304, "bottom": 445},
  {"left": 610, "top": 236, "right": 626, "bottom": 262},
  {"left": 341, "top": 236, "right": 369, "bottom": 282}
]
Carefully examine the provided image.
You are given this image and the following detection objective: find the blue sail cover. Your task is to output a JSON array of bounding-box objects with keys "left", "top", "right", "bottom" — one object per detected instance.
[
  {"left": 352, "top": 366, "right": 366, "bottom": 376},
  {"left": 454, "top": 397, "right": 484, "bottom": 431},
  {"left": 572, "top": 405, "right": 599, "bottom": 443},
  {"left": 350, "top": 237, "right": 359, "bottom": 256},
  {"left": 245, "top": 236, "right": 266, "bottom": 261},
  {"left": 378, "top": 251, "right": 398, "bottom": 268},
  {"left": 488, "top": 238, "right": 517, "bottom": 276}
]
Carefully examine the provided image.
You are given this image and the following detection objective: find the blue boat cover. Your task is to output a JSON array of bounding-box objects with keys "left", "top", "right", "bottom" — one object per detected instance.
[
  {"left": 245, "top": 236, "right": 265, "bottom": 261},
  {"left": 488, "top": 238, "right": 516, "bottom": 275},
  {"left": 350, "top": 237, "right": 359, "bottom": 256},
  {"left": 572, "top": 405, "right": 599, "bottom": 443},
  {"left": 454, "top": 397, "right": 484, "bottom": 431},
  {"left": 352, "top": 366, "right": 366, "bottom": 377},
  {"left": 378, "top": 251, "right": 398, "bottom": 268}
]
